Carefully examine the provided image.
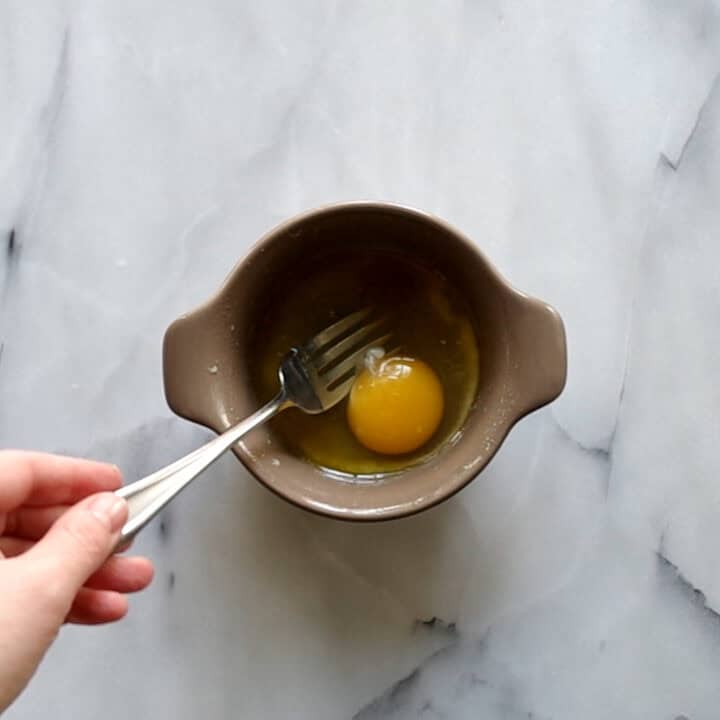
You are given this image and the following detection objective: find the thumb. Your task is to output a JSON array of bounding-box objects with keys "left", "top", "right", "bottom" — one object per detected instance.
[{"left": 24, "top": 492, "right": 128, "bottom": 610}]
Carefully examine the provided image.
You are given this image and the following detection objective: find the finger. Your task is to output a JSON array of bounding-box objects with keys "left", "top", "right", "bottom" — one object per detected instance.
[
  {"left": 65, "top": 588, "right": 128, "bottom": 625},
  {"left": 20, "top": 493, "right": 128, "bottom": 614},
  {"left": 0, "top": 536, "right": 32, "bottom": 558},
  {"left": 0, "top": 451, "right": 122, "bottom": 512},
  {"left": 0, "top": 538, "right": 153, "bottom": 593},
  {"left": 4, "top": 505, "right": 67, "bottom": 540},
  {"left": 84, "top": 556, "right": 154, "bottom": 593}
]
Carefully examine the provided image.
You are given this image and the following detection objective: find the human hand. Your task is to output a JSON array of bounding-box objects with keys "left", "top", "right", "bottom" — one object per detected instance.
[{"left": 0, "top": 451, "right": 154, "bottom": 713}]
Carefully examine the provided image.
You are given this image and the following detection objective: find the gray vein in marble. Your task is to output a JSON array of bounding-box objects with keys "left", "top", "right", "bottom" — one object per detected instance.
[
  {"left": 353, "top": 646, "right": 449, "bottom": 720},
  {"left": 353, "top": 637, "right": 551, "bottom": 720},
  {"left": 551, "top": 418, "right": 614, "bottom": 498},
  {"left": 661, "top": 71, "right": 720, "bottom": 170},
  {"left": 657, "top": 545, "right": 720, "bottom": 624},
  {"left": 1, "top": 26, "right": 69, "bottom": 319},
  {"left": 10, "top": 27, "right": 69, "bottom": 229},
  {"left": 415, "top": 618, "right": 458, "bottom": 637},
  {"left": 552, "top": 300, "right": 630, "bottom": 480},
  {"left": 159, "top": 512, "right": 171, "bottom": 542},
  {"left": 553, "top": 248, "right": 638, "bottom": 501},
  {"left": 354, "top": 666, "right": 422, "bottom": 719},
  {"left": 1, "top": 230, "right": 18, "bottom": 309},
  {"left": 35, "top": 26, "right": 70, "bottom": 156}
]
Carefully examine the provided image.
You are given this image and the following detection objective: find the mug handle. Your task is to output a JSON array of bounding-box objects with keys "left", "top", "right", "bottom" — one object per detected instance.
[
  {"left": 505, "top": 290, "right": 567, "bottom": 414},
  {"left": 162, "top": 305, "right": 223, "bottom": 426}
]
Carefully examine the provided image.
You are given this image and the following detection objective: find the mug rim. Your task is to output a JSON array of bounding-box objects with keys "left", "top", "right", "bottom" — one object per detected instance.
[{"left": 163, "top": 201, "right": 567, "bottom": 520}]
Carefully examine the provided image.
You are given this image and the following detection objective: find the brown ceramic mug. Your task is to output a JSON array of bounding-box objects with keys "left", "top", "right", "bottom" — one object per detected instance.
[{"left": 162, "top": 202, "right": 566, "bottom": 520}]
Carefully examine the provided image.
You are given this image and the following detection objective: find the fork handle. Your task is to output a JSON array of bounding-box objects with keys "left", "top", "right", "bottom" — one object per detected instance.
[{"left": 115, "top": 392, "right": 288, "bottom": 549}]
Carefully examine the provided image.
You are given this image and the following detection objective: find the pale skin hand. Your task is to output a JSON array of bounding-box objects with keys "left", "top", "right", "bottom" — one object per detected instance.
[{"left": 0, "top": 451, "right": 154, "bottom": 713}]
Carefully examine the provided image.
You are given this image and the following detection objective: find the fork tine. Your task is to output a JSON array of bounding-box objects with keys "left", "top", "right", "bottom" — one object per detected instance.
[
  {"left": 321, "top": 332, "right": 392, "bottom": 388},
  {"left": 315, "top": 320, "right": 387, "bottom": 371},
  {"left": 305, "top": 308, "right": 373, "bottom": 355},
  {"left": 323, "top": 375, "right": 357, "bottom": 402}
]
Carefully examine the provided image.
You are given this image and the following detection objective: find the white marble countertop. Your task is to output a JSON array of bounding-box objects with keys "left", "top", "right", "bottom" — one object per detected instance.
[{"left": 2, "top": 2, "right": 720, "bottom": 718}]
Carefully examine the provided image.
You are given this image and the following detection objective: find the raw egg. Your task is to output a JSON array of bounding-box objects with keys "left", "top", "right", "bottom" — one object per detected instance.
[
  {"left": 248, "top": 246, "right": 479, "bottom": 475},
  {"left": 347, "top": 355, "right": 444, "bottom": 455}
]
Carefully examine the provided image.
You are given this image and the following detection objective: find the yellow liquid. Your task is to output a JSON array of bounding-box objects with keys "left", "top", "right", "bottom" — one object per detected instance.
[{"left": 247, "top": 248, "right": 479, "bottom": 475}]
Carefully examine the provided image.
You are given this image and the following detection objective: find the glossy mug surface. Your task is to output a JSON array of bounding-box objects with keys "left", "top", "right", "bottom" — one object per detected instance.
[{"left": 163, "top": 202, "right": 567, "bottom": 520}]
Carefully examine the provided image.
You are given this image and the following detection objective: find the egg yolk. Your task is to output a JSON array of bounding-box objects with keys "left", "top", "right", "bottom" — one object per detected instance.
[{"left": 347, "top": 356, "right": 444, "bottom": 455}]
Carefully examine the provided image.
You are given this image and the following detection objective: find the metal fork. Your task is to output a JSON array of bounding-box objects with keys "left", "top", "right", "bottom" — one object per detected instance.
[{"left": 115, "top": 309, "right": 389, "bottom": 547}]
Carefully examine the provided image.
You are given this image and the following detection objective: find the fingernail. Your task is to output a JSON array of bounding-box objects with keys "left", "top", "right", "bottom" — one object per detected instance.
[{"left": 89, "top": 493, "right": 128, "bottom": 532}]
